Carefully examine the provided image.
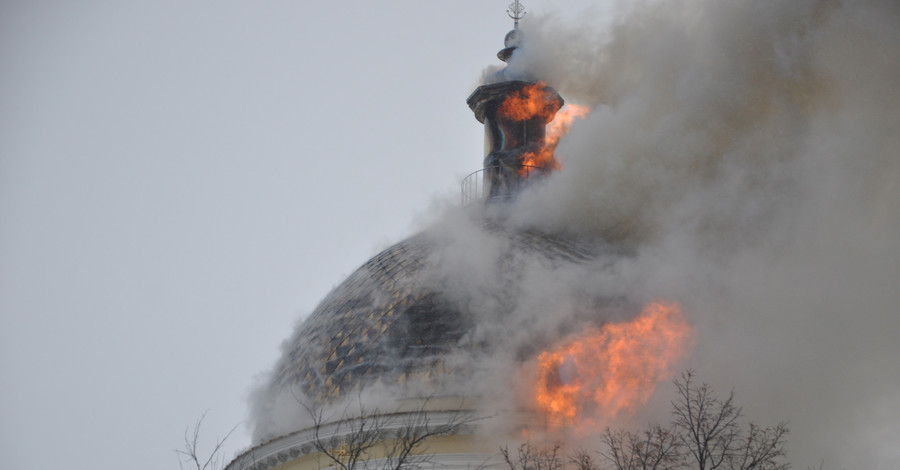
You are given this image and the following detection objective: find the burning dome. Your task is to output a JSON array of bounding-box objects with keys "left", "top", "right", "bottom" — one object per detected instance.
[
  {"left": 232, "top": 5, "right": 664, "bottom": 470},
  {"left": 267, "top": 232, "right": 469, "bottom": 404},
  {"left": 255, "top": 4, "right": 590, "bottom": 423},
  {"left": 255, "top": 221, "right": 599, "bottom": 434},
  {"left": 224, "top": 1, "right": 900, "bottom": 468}
]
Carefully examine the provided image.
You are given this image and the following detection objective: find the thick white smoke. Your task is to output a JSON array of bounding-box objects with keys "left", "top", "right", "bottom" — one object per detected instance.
[
  {"left": 250, "top": 1, "right": 899, "bottom": 468},
  {"left": 488, "top": 0, "right": 899, "bottom": 468}
]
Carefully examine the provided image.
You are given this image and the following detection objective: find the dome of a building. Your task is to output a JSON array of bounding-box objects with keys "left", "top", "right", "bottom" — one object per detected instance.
[
  {"left": 266, "top": 220, "right": 598, "bottom": 408},
  {"left": 269, "top": 231, "right": 467, "bottom": 404},
  {"left": 230, "top": 9, "right": 598, "bottom": 469}
]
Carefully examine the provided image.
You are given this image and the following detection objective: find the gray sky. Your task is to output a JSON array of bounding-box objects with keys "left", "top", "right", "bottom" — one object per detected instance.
[
  {"left": 0, "top": 2, "right": 599, "bottom": 470},
  {"left": 5, "top": 2, "right": 899, "bottom": 470}
]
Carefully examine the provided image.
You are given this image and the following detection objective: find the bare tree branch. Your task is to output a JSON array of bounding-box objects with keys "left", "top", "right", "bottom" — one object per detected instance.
[
  {"left": 304, "top": 399, "right": 386, "bottom": 470},
  {"left": 500, "top": 442, "right": 564, "bottom": 470},
  {"left": 601, "top": 426, "right": 683, "bottom": 470},
  {"left": 729, "top": 422, "right": 790, "bottom": 470},
  {"left": 570, "top": 448, "right": 599, "bottom": 470},
  {"left": 672, "top": 371, "right": 742, "bottom": 470},
  {"left": 599, "top": 370, "right": 790, "bottom": 470},
  {"left": 176, "top": 411, "right": 241, "bottom": 470},
  {"left": 302, "top": 396, "right": 481, "bottom": 470},
  {"left": 382, "top": 398, "right": 478, "bottom": 470}
]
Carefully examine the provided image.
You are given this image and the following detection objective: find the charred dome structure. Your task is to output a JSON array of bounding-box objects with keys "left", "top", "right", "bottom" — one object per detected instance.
[
  {"left": 231, "top": 10, "right": 672, "bottom": 470},
  {"left": 236, "top": 35, "right": 570, "bottom": 470},
  {"left": 264, "top": 45, "right": 574, "bottom": 409}
]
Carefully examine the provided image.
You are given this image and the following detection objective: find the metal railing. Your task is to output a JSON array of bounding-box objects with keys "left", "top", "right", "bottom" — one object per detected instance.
[{"left": 461, "top": 165, "right": 544, "bottom": 207}]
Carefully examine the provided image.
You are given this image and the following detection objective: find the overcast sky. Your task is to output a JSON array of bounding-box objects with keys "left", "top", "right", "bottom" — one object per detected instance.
[
  {"left": 0, "top": 2, "right": 601, "bottom": 470},
  {"left": 5, "top": 2, "right": 899, "bottom": 470}
]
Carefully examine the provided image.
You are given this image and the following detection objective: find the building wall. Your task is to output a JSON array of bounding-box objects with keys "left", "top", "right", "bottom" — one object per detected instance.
[{"left": 271, "top": 435, "right": 500, "bottom": 470}]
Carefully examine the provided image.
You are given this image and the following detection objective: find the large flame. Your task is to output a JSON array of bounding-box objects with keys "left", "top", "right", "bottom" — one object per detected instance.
[
  {"left": 534, "top": 301, "right": 693, "bottom": 430},
  {"left": 498, "top": 82, "right": 562, "bottom": 122},
  {"left": 522, "top": 103, "right": 591, "bottom": 171},
  {"left": 496, "top": 82, "right": 590, "bottom": 173}
]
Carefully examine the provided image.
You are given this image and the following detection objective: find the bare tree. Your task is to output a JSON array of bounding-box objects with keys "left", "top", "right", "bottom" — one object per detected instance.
[
  {"left": 727, "top": 423, "right": 789, "bottom": 470},
  {"left": 571, "top": 448, "right": 600, "bottom": 470},
  {"left": 500, "top": 430, "right": 682, "bottom": 470},
  {"left": 600, "top": 426, "right": 684, "bottom": 470},
  {"left": 305, "top": 401, "right": 387, "bottom": 470},
  {"left": 304, "top": 397, "right": 480, "bottom": 470},
  {"left": 176, "top": 411, "right": 240, "bottom": 470},
  {"left": 381, "top": 400, "right": 479, "bottom": 470},
  {"left": 671, "top": 371, "right": 789, "bottom": 470},
  {"left": 500, "top": 442, "right": 565, "bottom": 470},
  {"left": 600, "top": 371, "right": 790, "bottom": 470}
]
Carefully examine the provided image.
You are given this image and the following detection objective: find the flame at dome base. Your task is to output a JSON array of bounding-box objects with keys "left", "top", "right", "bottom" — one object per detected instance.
[{"left": 534, "top": 301, "right": 694, "bottom": 431}]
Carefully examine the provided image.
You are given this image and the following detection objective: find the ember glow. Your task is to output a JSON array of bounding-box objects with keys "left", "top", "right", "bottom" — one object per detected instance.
[{"left": 534, "top": 302, "right": 693, "bottom": 429}]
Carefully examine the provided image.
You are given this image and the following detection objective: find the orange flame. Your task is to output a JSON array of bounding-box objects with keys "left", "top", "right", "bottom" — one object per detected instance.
[
  {"left": 534, "top": 301, "right": 693, "bottom": 430},
  {"left": 521, "top": 103, "right": 591, "bottom": 171},
  {"left": 496, "top": 82, "right": 590, "bottom": 173},
  {"left": 498, "top": 82, "right": 562, "bottom": 122}
]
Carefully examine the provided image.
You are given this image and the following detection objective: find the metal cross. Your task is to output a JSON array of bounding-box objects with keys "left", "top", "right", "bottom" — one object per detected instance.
[{"left": 507, "top": 1, "right": 526, "bottom": 28}]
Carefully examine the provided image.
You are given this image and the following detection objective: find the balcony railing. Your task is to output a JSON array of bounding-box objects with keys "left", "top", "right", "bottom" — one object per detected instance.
[{"left": 461, "top": 165, "right": 544, "bottom": 207}]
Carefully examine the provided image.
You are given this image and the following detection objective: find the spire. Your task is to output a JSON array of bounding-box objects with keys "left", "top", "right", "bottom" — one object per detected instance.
[
  {"left": 461, "top": 1, "right": 565, "bottom": 206},
  {"left": 507, "top": 1, "right": 526, "bottom": 29},
  {"left": 498, "top": 1, "right": 526, "bottom": 62}
]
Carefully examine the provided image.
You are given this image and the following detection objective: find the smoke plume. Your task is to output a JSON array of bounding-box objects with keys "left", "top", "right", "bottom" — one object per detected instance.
[
  {"left": 250, "top": 1, "right": 899, "bottom": 468},
  {"left": 491, "top": 0, "right": 899, "bottom": 467}
]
